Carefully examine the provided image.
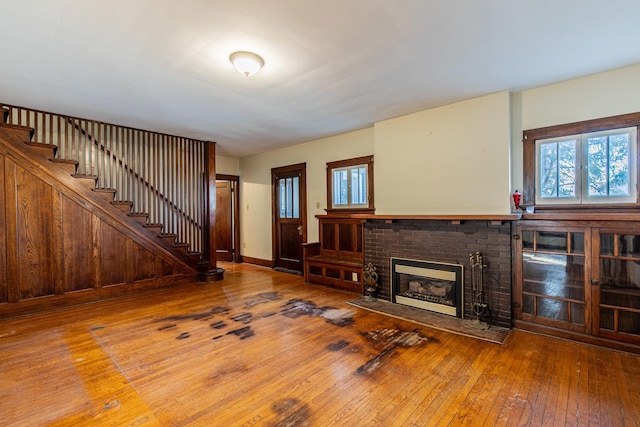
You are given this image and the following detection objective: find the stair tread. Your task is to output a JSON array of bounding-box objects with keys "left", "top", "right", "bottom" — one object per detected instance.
[
  {"left": 92, "top": 188, "right": 116, "bottom": 193},
  {"left": 49, "top": 158, "right": 79, "bottom": 165},
  {"left": 71, "top": 174, "right": 98, "bottom": 180},
  {"left": 128, "top": 212, "right": 149, "bottom": 217},
  {"left": 111, "top": 201, "right": 133, "bottom": 206},
  {"left": 143, "top": 223, "right": 163, "bottom": 228},
  {"left": 27, "top": 141, "right": 56, "bottom": 149},
  {"left": 0, "top": 123, "right": 34, "bottom": 135}
]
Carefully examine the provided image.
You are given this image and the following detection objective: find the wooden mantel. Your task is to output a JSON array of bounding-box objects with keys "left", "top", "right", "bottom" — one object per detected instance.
[
  {"left": 319, "top": 212, "right": 640, "bottom": 224},
  {"left": 317, "top": 213, "right": 521, "bottom": 225}
]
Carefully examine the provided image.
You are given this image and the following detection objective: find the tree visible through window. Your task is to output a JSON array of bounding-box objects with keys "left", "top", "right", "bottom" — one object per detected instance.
[
  {"left": 523, "top": 113, "right": 640, "bottom": 209},
  {"left": 538, "top": 138, "right": 577, "bottom": 199},
  {"left": 536, "top": 128, "right": 636, "bottom": 204},
  {"left": 587, "top": 132, "right": 631, "bottom": 197}
]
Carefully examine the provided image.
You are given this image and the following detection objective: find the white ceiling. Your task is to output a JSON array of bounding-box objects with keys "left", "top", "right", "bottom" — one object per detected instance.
[{"left": 2, "top": 1, "right": 640, "bottom": 158}]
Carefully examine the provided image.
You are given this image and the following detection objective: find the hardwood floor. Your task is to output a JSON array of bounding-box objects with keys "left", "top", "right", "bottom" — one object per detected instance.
[{"left": 1, "top": 262, "right": 639, "bottom": 426}]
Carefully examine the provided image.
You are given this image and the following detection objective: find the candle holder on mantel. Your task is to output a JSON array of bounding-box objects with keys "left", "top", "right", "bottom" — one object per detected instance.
[{"left": 363, "top": 263, "right": 379, "bottom": 302}]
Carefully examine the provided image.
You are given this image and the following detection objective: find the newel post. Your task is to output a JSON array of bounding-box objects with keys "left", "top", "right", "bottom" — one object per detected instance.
[{"left": 200, "top": 140, "right": 224, "bottom": 281}]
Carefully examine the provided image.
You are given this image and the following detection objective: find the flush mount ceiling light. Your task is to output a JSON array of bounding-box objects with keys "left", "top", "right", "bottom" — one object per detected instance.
[{"left": 229, "top": 51, "right": 264, "bottom": 77}]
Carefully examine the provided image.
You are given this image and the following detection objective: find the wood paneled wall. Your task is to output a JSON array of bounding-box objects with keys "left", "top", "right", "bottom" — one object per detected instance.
[{"left": 0, "top": 130, "right": 197, "bottom": 319}]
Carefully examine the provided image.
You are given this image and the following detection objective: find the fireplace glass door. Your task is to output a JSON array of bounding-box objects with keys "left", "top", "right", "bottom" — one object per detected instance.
[{"left": 391, "top": 258, "right": 463, "bottom": 318}]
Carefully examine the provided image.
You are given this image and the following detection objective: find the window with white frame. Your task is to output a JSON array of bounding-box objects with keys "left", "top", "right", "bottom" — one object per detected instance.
[
  {"left": 326, "top": 155, "right": 374, "bottom": 212},
  {"left": 535, "top": 127, "right": 637, "bottom": 205}
]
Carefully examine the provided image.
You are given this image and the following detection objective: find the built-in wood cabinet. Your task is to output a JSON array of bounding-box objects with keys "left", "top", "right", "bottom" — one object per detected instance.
[
  {"left": 303, "top": 216, "right": 364, "bottom": 293},
  {"left": 515, "top": 219, "right": 640, "bottom": 351}
]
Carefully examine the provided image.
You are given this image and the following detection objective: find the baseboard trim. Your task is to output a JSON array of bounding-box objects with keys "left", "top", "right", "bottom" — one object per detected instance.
[{"left": 242, "top": 256, "right": 275, "bottom": 268}]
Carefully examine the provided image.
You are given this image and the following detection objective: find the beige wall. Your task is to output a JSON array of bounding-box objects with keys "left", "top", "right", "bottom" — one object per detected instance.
[
  {"left": 236, "top": 62, "right": 640, "bottom": 263},
  {"left": 216, "top": 154, "right": 240, "bottom": 176},
  {"left": 375, "top": 91, "right": 512, "bottom": 214},
  {"left": 239, "top": 128, "right": 374, "bottom": 261}
]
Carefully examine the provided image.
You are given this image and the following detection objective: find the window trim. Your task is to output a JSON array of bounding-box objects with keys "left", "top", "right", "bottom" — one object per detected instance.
[
  {"left": 523, "top": 112, "right": 640, "bottom": 212},
  {"left": 535, "top": 127, "right": 637, "bottom": 205},
  {"left": 326, "top": 155, "right": 374, "bottom": 213}
]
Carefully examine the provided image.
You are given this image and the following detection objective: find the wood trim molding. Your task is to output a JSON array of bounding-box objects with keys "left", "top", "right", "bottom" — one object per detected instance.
[
  {"left": 241, "top": 256, "right": 275, "bottom": 268},
  {"left": 317, "top": 213, "right": 520, "bottom": 221},
  {"left": 522, "top": 112, "right": 640, "bottom": 208},
  {"left": 326, "top": 155, "right": 374, "bottom": 213}
]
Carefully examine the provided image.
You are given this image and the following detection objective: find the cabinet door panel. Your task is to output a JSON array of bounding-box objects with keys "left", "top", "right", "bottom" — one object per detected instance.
[
  {"left": 597, "top": 233, "right": 640, "bottom": 343},
  {"left": 517, "top": 227, "right": 589, "bottom": 333}
]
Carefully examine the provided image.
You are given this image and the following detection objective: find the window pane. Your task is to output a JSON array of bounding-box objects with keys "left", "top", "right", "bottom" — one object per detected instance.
[
  {"left": 539, "top": 142, "right": 558, "bottom": 198},
  {"left": 292, "top": 176, "right": 299, "bottom": 218},
  {"left": 587, "top": 133, "right": 630, "bottom": 198},
  {"left": 600, "top": 258, "right": 640, "bottom": 288},
  {"left": 537, "top": 297, "right": 569, "bottom": 321},
  {"left": 619, "top": 235, "right": 640, "bottom": 258},
  {"left": 571, "top": 233, "right": 584, "bottom": 254},
  {"left": 350, "top": 166, "right": 367, "bottom": 205},
  {"left": 601, "top": 234, "right": 615, "bottom": 256},
  {"left": 523, "top": 253, "right": 584, "bottom": 292},
  {"left": 522, "top": 230, "right": 534, "bottom": 250},
  {"left": 587, "top": 136, "right": 608, "bottom": 197},
  {"left": 536, "top": 231, "right": 568, "bottom": 252},
  {"left": 285, "top": 177, "right": 293, "bottom": 218},
  {"left": 608, "top": 133, "right": 630, "bottom": 196},
  {"left": 523, "top": 294, "right": 534, "bottom": 315},
  {"left": 618, "top": 311, "right": 640, "bottom": 335},
  {"left": 600, "top": 307, "right": 615, "bottom": 330},
  {"left": 279, "top": 180, "right": 286, "bottom": 217},
  {"left": 333, "top": 169, "right": 348, "bottom": 206},
  {"left": 539, "top": 140, "right": 576, "bottom": 199},
  {"left": 571, "top": 302, "right": 585, "bottom": 325},
  {"left": 558, "top": 141, "right": 576, "bottom": 198}
]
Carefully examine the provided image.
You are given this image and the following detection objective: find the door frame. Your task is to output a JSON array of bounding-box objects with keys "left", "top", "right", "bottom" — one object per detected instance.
[
  {"left": 271, "top": 163, "right": 307, "bottom": 270},
  {"left": 216, "top": 174, "right": 240, "bottom": 263}
]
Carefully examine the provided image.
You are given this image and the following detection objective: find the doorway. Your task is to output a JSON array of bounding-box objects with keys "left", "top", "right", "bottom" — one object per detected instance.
[
  {"left": 216, "top": 174, "right": 240, "bottom": 262},
  {"left": 272, "top": 163, "right": 307, "bottom": 273}
]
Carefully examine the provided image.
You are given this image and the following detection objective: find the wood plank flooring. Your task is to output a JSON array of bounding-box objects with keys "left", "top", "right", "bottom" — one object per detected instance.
[{"left": 1, "top": 262, "right": 639, "bottom": 426}]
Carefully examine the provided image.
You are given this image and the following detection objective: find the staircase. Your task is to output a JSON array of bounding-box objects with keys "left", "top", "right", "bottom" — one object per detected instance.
[{"left": 0, "top": 103, "right": 222, "bottom": 317}]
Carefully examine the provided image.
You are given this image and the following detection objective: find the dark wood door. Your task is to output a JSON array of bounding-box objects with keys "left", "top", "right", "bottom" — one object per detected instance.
[
  {"left": 272, "top": 164, "right": 306, "bottom": 273},
  {"left": 215, "top": 180, "right": 233, "bottom": 261}
]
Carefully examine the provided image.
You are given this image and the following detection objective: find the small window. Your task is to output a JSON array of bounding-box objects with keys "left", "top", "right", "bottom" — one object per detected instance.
[
  {"left": 278, "top": 175, "right": 299, "bottom": 218},
  {"left": 535, "top": 127, "right": 637, "bottom": 205},
  {"left": 326, "top": 155, "right": 374, "bottom": 212}
]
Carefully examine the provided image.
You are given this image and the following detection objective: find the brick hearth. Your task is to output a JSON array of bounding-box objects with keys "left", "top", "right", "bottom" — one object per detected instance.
[{"left": 364, "top": 220, "right": 512, "bottom": 328}]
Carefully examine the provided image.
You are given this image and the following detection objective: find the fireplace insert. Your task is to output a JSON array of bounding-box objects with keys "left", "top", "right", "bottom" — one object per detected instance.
[{"left": 391, "top": 258, "right": 464, "bottom": 317}]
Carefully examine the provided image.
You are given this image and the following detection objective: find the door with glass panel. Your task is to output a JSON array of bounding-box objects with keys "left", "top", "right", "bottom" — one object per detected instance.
[
  {"left": 594, "top": 230, "right": 640, "bottom": 344},
  {"left": 272, "top": 164, "right": 306, "bottom": 273},
  {"left": 516, "top": 226, "right": 591, "bottom": 333}
]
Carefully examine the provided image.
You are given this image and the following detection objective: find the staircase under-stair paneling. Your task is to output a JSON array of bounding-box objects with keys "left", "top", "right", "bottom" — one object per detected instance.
[{"left": 0, "top": 105, "right": 221, "bottom": 319}]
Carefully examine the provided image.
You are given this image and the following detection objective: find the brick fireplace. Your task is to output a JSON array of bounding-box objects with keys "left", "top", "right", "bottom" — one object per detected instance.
[{"left": 364, "top": 219, "right": 512, "bottom": 328}]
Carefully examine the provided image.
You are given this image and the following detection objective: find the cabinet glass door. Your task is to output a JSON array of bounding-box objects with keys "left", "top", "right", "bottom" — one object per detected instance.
[
  {"left": 596, "top": 232, "right": 640, "bottom": 343},
  {"left": 520, "top": 228, "right": 589, "bottom": 332}
]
